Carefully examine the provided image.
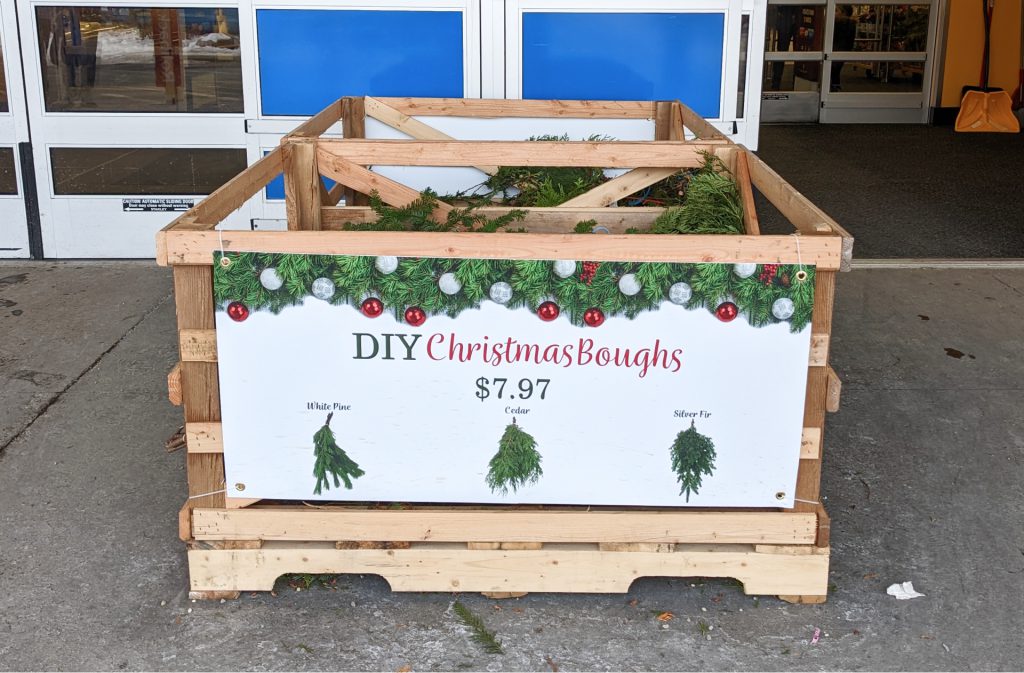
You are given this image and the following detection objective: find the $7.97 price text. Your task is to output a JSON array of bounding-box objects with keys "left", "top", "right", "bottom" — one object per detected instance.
[{"left": 475, "top": 377, "right": 550, "bottom": 402}]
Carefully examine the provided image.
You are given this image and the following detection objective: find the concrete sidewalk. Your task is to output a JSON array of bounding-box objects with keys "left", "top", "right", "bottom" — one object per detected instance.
[{"left": 1, "top": 262, "right": 1022, "bottom": 671}]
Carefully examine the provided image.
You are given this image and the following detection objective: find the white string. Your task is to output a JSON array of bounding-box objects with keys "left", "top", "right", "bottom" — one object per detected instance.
[
  {"left": 792, "top": 233, "right": 807, "bottom": 280},
  {"left": 218, "top": 226, "right": 226, "bottom": 258},
  {"left": 189, "top": 488, "right": 226, "bottom": 500},
  {"left": 794, "top": 498, "right": 820, "bottom": 505}
]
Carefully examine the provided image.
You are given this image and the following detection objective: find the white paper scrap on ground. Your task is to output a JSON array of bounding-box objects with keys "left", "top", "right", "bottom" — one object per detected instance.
[{"left": 886, "top": 581, "right": 925, "bottom": 600}]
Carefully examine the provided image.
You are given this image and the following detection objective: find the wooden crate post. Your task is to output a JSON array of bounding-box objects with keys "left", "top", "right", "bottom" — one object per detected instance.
[{"left": 283, "top": 138, "right": 322, "bottom": 231}]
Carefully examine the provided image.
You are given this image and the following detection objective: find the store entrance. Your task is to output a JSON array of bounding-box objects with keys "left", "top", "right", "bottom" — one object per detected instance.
[{"left": 761, "top": 1, "right": 939, "bottom": 123}]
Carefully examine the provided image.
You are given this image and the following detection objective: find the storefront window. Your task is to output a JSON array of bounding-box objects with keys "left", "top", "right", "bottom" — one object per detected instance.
[
  {"left": 765, "top": 5, "right": 825, "bottom": 53},
  {"left": 35, "top": 6, "right": 243, "bottom": 113},
  {"left": 50, "top": 147, "right": 245, "bottom": 194},
  {"left": 832, "top": 4, "right": 930, "bottom": 52},
  {"left": 830, "top": 61, "right": 924, "bottom": 92},
  {"left": 0, "top": 37, "right": 9, "bottom": 113},
  {"left": 0, "top": 147, "right": 17, "bottom": 194},
  {"left": 763, "top": 61, "right": 822, "bottom": 93}
]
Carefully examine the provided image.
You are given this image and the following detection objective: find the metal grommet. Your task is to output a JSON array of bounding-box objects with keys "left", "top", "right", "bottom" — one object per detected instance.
[
  {"left": 775, "top": 491, "right": 786, "bottom": 500},
  {"left": 235, "top": 483, "right": 246, "bottom": 492},
  {"left": 219, "top": 255, "right": 232, "bottom": 268},
  {"left": 795, "top": 269, "right": 808, "bottom": 282}
]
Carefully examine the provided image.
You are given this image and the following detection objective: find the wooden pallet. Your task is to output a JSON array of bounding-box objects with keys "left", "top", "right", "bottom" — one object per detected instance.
[{"left": 159, "top": 97, "right": 850, "bottom": 603}]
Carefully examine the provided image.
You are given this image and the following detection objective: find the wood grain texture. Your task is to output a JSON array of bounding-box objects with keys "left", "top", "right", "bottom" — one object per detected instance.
[
  {"left": 283, "top": 141, "right": 322, "bottom": 231},
  {"left": 189, "top": 148, "right": 284, "bottom": 227},
  {"left": 826, "top": 366, "right": 842, "bottom": 412},
  {"left": 322, "top": 205, "right": 666, "bottom": 232},
  {"left": 558, "top": 168, "right": 679, "bottom": 208},
  {"left": 668, "top": 101, "right": 686, "bottom": 140},
  {"left": 179, "top": 329, "right": 217, "bottom": 362},
  {"left": 317, "top": 139, "right": 721, "bottom": 168},
  {"left": 167, "top": 362, "right": 182, "bottom": 406},
  {"left": 191, "top": 508, "right": 818, "bottom": 544},
  {"left": 736, "top": 151, "right": 761, "bottom": 235},
  {"left": 317, "top": 148, "right": 453, "bottom": 222},
  {"left": 342, "top": 97, "right": 369, "bottom": 206},
  {"left": 375, "top": 97, "right": 658, "bottom": 118},
  {"left": 286, "top": 98, "right": 344, "bottom": 138},
  {"left": 187, "top": 542, "right": 830, "bottom": 596},
  {"left": 161, "top": 231, "right": 844, "bottom": 268},
  {"left": 364, "top": 97, "right": 498, "bottom": 174},
  {"left": 654, "top": 101, "right": 673, "bottom": 141}
]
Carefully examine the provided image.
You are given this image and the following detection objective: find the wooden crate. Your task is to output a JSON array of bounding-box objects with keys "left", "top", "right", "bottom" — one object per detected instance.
[{"left": 159, "top": 97, "right": 851, "bottom": 603}]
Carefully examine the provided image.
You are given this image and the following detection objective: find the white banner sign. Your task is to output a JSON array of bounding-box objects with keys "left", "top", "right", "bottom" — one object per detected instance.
[{"left": 215, "top": 253, "right": 815, "bottom": 507}]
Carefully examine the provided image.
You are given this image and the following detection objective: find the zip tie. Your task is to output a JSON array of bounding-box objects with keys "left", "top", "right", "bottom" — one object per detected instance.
[
  {"left": 188, "top": 488, "right": 226, "bottom": 500},
  {"left": 792, "top": 233, "right": 808, "bottom": 282}
]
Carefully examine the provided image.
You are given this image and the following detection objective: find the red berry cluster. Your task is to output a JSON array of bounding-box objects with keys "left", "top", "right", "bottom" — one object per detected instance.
[
  {"left": 758, "top": 264, "right": 779, "bottom": 285},
  {"left": 579, "top": 261, "right": 599, "bottom": 285}
]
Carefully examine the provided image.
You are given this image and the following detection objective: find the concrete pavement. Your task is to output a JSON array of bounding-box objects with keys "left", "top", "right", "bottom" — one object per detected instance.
[{"left": 1, "top": 262, "right": 1021, "bottom": 671}]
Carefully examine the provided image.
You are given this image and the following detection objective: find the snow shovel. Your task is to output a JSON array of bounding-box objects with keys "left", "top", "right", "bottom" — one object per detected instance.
[{"left": 956, "top": 0, "right": 1021, "bottom": 132}]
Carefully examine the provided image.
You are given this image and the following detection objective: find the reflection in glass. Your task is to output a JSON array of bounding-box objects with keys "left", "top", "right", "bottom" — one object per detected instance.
[
  {"left": 0, "top": 36, "right": 8, "bottom": 113},
  {"left": 50, "top": 147, "right": 246, "bottom": 194},
  {"left": 763, "top": 61, "right": 821, "bottom": 93},
  {"left": 832, "top": 4, "right": 930, "bottom": 52},
  {"left": 0, "top": 147, "right": 17, "bottom": 194},
  {"left": 830, "top": 61, "right": 924, "bottom": 93},
  {"left": 36, "top": 6, "right": 243, "bottom": 113},
  {"left": 765, "top": 5, "right": 825, "bottom": 53}
]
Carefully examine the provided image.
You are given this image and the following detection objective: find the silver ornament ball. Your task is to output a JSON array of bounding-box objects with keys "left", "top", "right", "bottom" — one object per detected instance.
[
  {"left": 734, "top": 263, "right": 757, "bottom": 279},
  {"left": 259, "top": 267, "right": 284, "bottom": 291},
  {"left": 618, "top": 273, "right": 642, "bottom": 296},
  {"left": 772, "top": 297, "right": 795, "bottom": 320},
  {"left": 438, "top": 272, "right": 462, "bottom": 296},
  {"left": 668, "top": 282, "right": 693, "bottom": 305},
  {"left": 375, "top": 255, "right": 399, "bottom": 275},
  {"left": 552, "top": 259, "right": 577, "bottom": 279},
  {"left": 489, "top": 281, "right": 513, "bottom": 304},
  {"left": 311, "top": 277, "right": 336, "bottom": 301}
]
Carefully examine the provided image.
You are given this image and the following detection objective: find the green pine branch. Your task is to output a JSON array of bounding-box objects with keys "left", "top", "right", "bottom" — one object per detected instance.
[
  {"left": 486, "top": 419, "right": 543, "bottom": 496},
  {"left": 312, "top": 412, "right": 365, "bottom": 495},
  {"left": 453, "top": 601, "right": 504, "bottom": 655},
  {"left": 670, "top": 420, "right": 717, "bottom": 502}
]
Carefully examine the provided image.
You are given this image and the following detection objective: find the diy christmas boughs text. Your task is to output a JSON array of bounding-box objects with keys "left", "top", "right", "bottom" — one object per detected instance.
[{"left": 214, "top": 252, "right": 816, "bottom": 332}]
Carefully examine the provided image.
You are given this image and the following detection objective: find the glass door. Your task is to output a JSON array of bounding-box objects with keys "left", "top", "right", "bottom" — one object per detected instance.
[
  {"left": 761, "top": 1, "right": 826, "bottom": 122},
  {"left": 820, "top": 1, "right": 937, "bottom": 122},
  {"left": 18, "top": 0, "right": 254, "bottom": 258},
  {"left": 0, "top": 1, "right": 32, "bottom": 258}
]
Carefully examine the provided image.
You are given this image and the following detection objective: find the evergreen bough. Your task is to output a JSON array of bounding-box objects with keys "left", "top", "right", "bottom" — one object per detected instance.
[
  {"left": 486, "top": 418, "right": 543, "bottom": 495},
  {"left": 670, "top": 420, "right": 717, "bottom": 502},
  {"left": 312, "top": 412, "right": 365, "bottom": 495}
]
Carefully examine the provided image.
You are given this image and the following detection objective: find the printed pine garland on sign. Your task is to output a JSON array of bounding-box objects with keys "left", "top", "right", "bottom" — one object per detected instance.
[
  {"left": 214, "top": 252, "right": 815, "bottom": 332},
  {"left": 669, "top": 420, "right": 717, "bottom": 502},
  {"left": 312, "top": 412, "right": 364, "bottom": 495},
  {"left": 486, "top": 418, "right": 543, "bottom": 495}
]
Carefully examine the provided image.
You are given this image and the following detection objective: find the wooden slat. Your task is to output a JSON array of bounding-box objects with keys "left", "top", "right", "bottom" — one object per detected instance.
[
  {"left": 735, "top": 151, "right": 760, "bottom": 235},
  {"left": 558, "top": 168, "right": 679, "bottom": 208},
  {"left": 224, "top": 497, "right": 262, "bottom": 509},
  {"left": 162, "top": 230, "right": 845, "bottom": 268},
  {"left": 179, "top": 329, "right": 217, "bottom": 362},
  {"left": 316, "top": 148, "right": 453, "bottom": 223},
  {"left": 283, "top": 140, "right": 322, "bottom": 231},
  {"left": 678, "top": 102, "right": 726, "bottom": 140},
  {"left": 342, "top": 97, "right": 369, "bottom": 207},
  {"left": 364, "top": 97, "right": 498, "bottom": 174},
  {"left": 809, "top": 334, "right": 829, "bottom": 367},
  {"left": 375, "top": 97, "right": 658, "bottom": 119},
  {"left": 173, "top": 266, "right": 225, "bottom": 540},
  {"left": 167, "top": 362, "right": 182, "bottom": 406},
  {"left": 317, "top": 139, "right": 722, "bottom": 168},
  {"left": 322, "top": 205, "right": 665, "bottom": 232},
  {"left": 826, "top": 366, "right": 842, "bottom": 412},
  {"left": 188, "top": 148, "right": 284, "bottom": 227},
  {"left": 192, "top": 508, "right": 818, "bottom": 544},
  {"left": 286, "top": 98, "right": 344, "bottom": 138},
  {"left": 186, "top": 422, "right": 221, "bottom": 453},
  {"left": 800, "top": 427, "right": 822, "bottom": 460},
  {"left": 668, "top": 101, "right": 686, "bottom": 140},
  {"left": 654, "top": 101, "right": 673, "bottom": 141},
  {"left": 187, "top": 543, "right": 829, "bottom": 595}
]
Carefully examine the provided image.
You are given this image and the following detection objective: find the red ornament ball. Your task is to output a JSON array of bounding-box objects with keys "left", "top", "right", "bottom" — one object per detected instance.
[
  {"left": 583, "top": 307, "right": 605, "bottom": 327},
  {"left": 537, "top": 301, "right": 560, "bottom": 322},
  {"left": 404, "top": 306, "right": 427, "bottom": 327},
  {"left": 715, "top": 301, "right": 739, "bottom": 322},
  {"left": 226, "top": 301, "right": 249, "bottom": 322},
  {"left": 361, "top": 297, "right": 384, "bottom": 318}
]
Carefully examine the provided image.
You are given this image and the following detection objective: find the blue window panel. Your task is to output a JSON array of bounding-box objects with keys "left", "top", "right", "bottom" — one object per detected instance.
[
  {"left": 522, "top": 12, "right": 725, "bottom": 118},
  {"left": 258, "top": 9, "right": 464, "bottom": 116}
]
